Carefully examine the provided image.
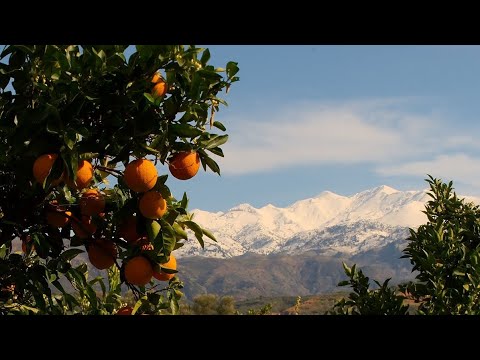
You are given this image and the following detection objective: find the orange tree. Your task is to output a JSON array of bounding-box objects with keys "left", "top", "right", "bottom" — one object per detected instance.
[{"left": 0, "top": 45, "right": 239, "bottom": 314}]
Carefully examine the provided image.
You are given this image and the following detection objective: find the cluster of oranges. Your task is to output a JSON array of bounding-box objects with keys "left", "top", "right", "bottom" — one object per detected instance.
[{"left": 25, "top": 72, "right": 203, "bottom": 308}]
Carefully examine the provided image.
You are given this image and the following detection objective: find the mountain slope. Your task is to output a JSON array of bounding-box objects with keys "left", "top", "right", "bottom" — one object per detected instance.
[{"left": 179, "top": 248, "right": 414, "bottom": 300}]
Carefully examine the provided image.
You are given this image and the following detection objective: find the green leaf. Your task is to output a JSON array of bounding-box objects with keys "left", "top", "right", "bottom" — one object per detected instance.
[
  {"left": 156, "top": 184, "right": 172, "bottom": 200},
  {"left": 138, "top": 142, "right": 160, "bottom": 154},
  {"left": 160, "top": 266, "right": 178, "bottom": 274},
  {"left": 147, "top": 220, "right": 161, "bottom": 243},
  {"left": 226, "top": 61, "right": 239, "bottom": 79},
  {"left": 171, "top": 124, "right": 203, "bottom": 138},
  {"left": 170, "top": 296, "right": 179, "bottom": 315},
  {"left": 338, "top": 280, "right": 350, "bottom": 287},
  {"left": 85, "top": 284, "right": 98, "bottom": 309},
  {"left": 173, "top": 223, "right": 188, "bottom": 240},
  {"left": 147, "top": 292, "right": 161, "bottom": 305},
  {"left": 52, "top": 280, "right": 66, "bottom": 294},
  {"left": 160, "top": 219, "right": 176, "bottom": 253},
  {"left": 202, "top": 228, "right": 217, "bottom": 242},
  {"left": 97, "top": 49, "right": 106, "bottom": 62},
  {"left": 198, "top": 69, "right": 222, "bottom": 80},
  {"left": 180, "top": 192, "right": 189, "bottom": 209},
  {"left": 183, "top": 220, "right": 204, "bottom": 248},
  {"left": 164, "top": 208, "right": 179, "bottom": 226},
  {"left": 203, "top": 156, "right": 221, "bottom": 175},
  {"left": 108, "top": 266, "right": 121, "bottom": 294},
  {"left": 144, "top": 93, "right": 155, "bottom": 103},
  {"left": 174, "top": 242, "right": 185, "bottom": 250},
  {"left": 79, "top": 152, "right": 100, "bottom": 160},
  {"left": 89, "top": 276, "right": 107, "bottom": 298},
  {"left": 60, "top": 248, "right": 84, "bottom": 261},
  {"left": 205, "top": 135, "right": 228, "bottom": 149},
  {"left": 62, "top": 151, "right": 78, "bottom": 182},
  {"left": 206, "top": 147, "right": 224, "bottom": 157},
  {"left": 43, "top": 155, "right": 64, "bottom": 189},
  {"left": 132, "top": 296, "right": 148, "bottom": 315},
  {"left": 157, "top": 174, "right": 168, "bottom": 185},
  {"left": 0, "top": 244, "right": 7, "bottom": 259},
  {"left": 183, "top": 220, "right": 203, "bottom": 235},
  {"left": 51, "top": 72, "right": 60, "bottom": 81},
  {"left": 200, "top": 48, "right": 210, "bottom": 66},
  {"left": 13, "top": 45, "right": 34, "bottom": 54}
]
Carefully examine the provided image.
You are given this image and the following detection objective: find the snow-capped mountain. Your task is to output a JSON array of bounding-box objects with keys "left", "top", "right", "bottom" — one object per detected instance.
[{"left": 176, "top": 185, "right": 480, "bottom": 259}]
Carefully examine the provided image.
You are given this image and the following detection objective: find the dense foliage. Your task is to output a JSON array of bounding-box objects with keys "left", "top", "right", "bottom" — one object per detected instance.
[
  {"left": 0, "top": 45, "right": 239, "bottom": 314},
  {"left": 333, "top": 176, "right": 480, "bottom": 315}
]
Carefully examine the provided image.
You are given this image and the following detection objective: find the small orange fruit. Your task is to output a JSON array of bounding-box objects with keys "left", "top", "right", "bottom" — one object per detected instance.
[
  {"left": 153, "top": 254, "right": 177, "bottom": 281},
  {"left": 152, "top": 81, "right": 168, "bottom": 97},
  {"left": 66, "top": 160, "right": 93, "bottom": 190},
  {"left": 151, "top": 72, "right": 163, "bottom": 84},
  {"left": 87, "top": 239, "right": 117, "bottom": 270},
  {"left": 33, "top": 154, "right": 64, "bottom": 185},
  {"left": 168, "top": 151, "right": 200, "bottom": 180},
  {"left": 124, "top": 256, "right": 153, "bottom": 286},
  {"left": 46, "top": 200, "right": 71, "bottom": 227},
  {"left": 46, "top": 210, "right": 72, "bottom": 228},
  {"left": 80, "top": 189, "right": 105, "bottom": 216},
  {"left": 139, "top": 191, "right": 167, "bottom": 219},
  {"left": 116, "top": 306, "right": 133, "bottom": 315},
  {"left": 118, "top": 215, "right": 142, "bottom": 243},
  {"left": 72, "top": 216, "right": 97, "bottom": 239},
  {"left": 123, "top": 159, "right": 158, "bottom": 193}
]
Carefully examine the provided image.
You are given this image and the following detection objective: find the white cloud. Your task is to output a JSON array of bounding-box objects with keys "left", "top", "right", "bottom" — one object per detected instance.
[
  {"left": 217, "top": 99, "right": 446, "bottom": 175},
  {"left": 376, "top": 154, "right": 480, "bottom": 188}
]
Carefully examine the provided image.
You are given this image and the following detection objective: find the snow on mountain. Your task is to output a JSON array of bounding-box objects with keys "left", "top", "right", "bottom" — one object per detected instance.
[{"left": 176, "top": 186, "right": 480, "bottom": 259}]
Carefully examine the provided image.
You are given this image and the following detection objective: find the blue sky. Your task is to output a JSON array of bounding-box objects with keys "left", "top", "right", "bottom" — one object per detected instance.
[
  {"left": 5, "top": 45, "right": 480, "bottom": 212},
  {"left": 182, "top": 45, "right": 480, "bottom": 211}
]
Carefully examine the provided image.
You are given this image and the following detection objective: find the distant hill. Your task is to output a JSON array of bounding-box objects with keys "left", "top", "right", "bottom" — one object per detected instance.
[{"left": 179, "top": 244, "right": 414, "bottom": 300}]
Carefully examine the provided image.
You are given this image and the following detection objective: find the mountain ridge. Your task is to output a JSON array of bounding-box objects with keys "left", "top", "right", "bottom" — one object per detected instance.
[{"left": 178, "top": 185, "right": 480, "bottom": 259}]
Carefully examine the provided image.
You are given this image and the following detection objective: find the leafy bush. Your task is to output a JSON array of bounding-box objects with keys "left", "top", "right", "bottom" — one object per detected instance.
[{"left": 332, "top": 175, "right": 480, "bottom": 315}]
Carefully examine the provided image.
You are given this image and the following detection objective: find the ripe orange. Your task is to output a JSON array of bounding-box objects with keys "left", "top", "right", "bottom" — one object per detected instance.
[
  {"left": 151, "top": 72, "right": 163, "bottom": 84},
  {"left": 123, "top": 159, "right": 158, "bottom": 193},
  {"left": 153, "top": 254, "right": 177, "bottom": 281},
  {"left": 46, "top": 210, "right": 72, "bottom": 228},
  {"left": 152, "top": 81, "right": 168, "bottom": 97},
  {"left": 87, "top": 239, "right": 117, "bottom": 270},
  {"left": 80, "top": 189, "right": 105, "bottom": 216},
  {"left": 124, "top": 256, "right": 153, "bottom": 286},
  {"left": 116, "top": 306, "right": 133, "bottom": 315},
  {"left": 118, "top": 215, "right": 142, "bottom": 243},
  {"left": 66, "top": 160, "right": 93, "bottom": 190},
  {"left": 33, "top": 154, "right": 64, "bottom": 185},
  {"left": 72, "top": 216, "right": 97, "bottom": 239},
  {"left": 139, "top": 191, "right": 167, "bottom": 219},
  {"left": 46, "top": 200, "right": 71, "bottom": 227},
  {"left": 168, "top": 151, "right": 200, "bottom": 180}
]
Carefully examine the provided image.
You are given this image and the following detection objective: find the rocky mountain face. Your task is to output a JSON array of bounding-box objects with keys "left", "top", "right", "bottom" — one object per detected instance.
[{"left": 172, "top": 186, "right": 479, "bottom": 299}]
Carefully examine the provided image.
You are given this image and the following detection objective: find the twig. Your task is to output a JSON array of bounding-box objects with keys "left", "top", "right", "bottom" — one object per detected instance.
[{"left": 94, "top": 165, "right": 124, "bottom": 177}]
